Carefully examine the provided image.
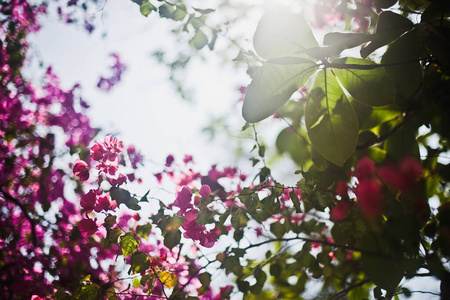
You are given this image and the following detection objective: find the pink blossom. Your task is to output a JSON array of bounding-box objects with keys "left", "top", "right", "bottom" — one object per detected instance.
[
  {"left": 165, "top": 154, "right": 175, "bottom": 167},
  {"left": 331, "top": 202, "right": 350, "bottom": 220},
  {"left": 73, "top": 159, "right": 89, "bottom": 181},
  {"left": 183, "top": 154, "right": 193, "bottom": 164},
  {"left": 94, "top": 193, "right": 112, "bottom": 212},
  {"left": 90, "top": 143, "right": 104, "bottom": 161},
  {"left": 79, "top": 218, "right": 98, "bottom": 237},
  {"left": 356, "top": 157, "right": 376, "bottom": 181},
  {"left": 356, "top": 180, "right": 383, "bottom": 218},
  {"left": 80, "top": 189, "right": 100, "bottom": 212},
  {"left": 173, "top": 186, "right": 193, "bottom": 215},
  {"left": 199, "top": 184, "right": 211, "bottom": 198}
]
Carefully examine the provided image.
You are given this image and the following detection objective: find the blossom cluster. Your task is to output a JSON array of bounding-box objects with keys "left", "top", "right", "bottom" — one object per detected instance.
[
  {"left": 331, "top": 156, "right": 426, "bottom": 220},
  {"left": 73, "top": 135, "right": 144, "bottom": 236}
]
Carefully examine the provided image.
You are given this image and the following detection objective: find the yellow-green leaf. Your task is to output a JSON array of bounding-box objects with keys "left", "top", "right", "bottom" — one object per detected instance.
[{"left": 159, "top": 271, "right": 178, "bottom": 288}]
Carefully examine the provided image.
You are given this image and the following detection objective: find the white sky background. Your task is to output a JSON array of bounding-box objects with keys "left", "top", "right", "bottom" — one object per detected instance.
[{"left": 26, "top": 0, "right": 442, "bottom": 298}]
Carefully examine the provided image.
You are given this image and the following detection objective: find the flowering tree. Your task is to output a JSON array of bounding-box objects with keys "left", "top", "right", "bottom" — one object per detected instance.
[{"left": 2, "top": 0, "right": 450, "bottom": 299}]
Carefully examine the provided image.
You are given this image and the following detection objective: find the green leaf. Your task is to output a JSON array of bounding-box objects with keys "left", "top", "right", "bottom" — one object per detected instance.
[
  {"left": 270, "top": 222, "right": 286, "bottom": 239},
  {"left": 381, "top": 31, "right": 423, "bottom": 98},
  {"left": 323, "top": 32, "right": 372, "bottom": 57},
  {"left": 384, "top": 119, "right": 420, "bottom": 160},
  {"left": 140, "top": 2, "right": 156, "bottom": 17},
  {"left": 193, "top": 7, "right": 215, "bottom": 14},
  {"left": 77, "top": 284, "right": 100, "bottom": 300},
  {"left": 129, "top": 251, "right": 150, "bottom": 274},
  {"left": 332, "top": 57, "right": 395, "bottom": 106},
  {"left": 198, "top": 272, "right": 211, "bottom": 288},
  {"left": 275, "top": 127, "right": 310, "bottom": 165},
  {"left": 360, "top": 11, "right": 414, "bottom": 58},
  {"left": 189, "top": 30, "right": 208, "bottom": 50},
  {"left": 136, "top": 223, "right": 152, "bottom": 239},
  {"left": 172, "top": 5, "right": 187, "bottom": 21},
  {"left": 120, "top": 233, "right": 139, "bottom": 257},
  {"left": 253, "top": 8, "right": 319, "bottom": 60},
  {"left": 289, "top": 191, "right": 302, "bottom": 213},
  {"left": 361, "top": 235, "right": 404, "bottom": 293},
  {"left": 242, "top": 61, "right": 317, "bottom": 123},
  {"left": 158, "top": 3, "right": 174, "bottom": 18},
  {"left": 104, "top": 215, "right": 117, "bottom": 229},
  {"left": 164, "top": 230, "right": 181, "bottom": 250},
  {"left": 305, "top": 69, "right": 359, "bottom": 166}
]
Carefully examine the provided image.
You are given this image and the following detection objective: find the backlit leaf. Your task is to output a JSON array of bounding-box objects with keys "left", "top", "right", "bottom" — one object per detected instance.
[
  {"left": 332, "top": 57, "right": 395, "bottom": 106},
  {"left": 253, "top": 8, "right": 319, "bottom": 60},
  {"left": 139, "top": 2, "right": 156, "bottom": 17},
  {"left": 360, "top": 11, "right": 413, "bottom": 58},
  {"left": 190, "top": 30, "right": 208, "bottom": 50},
  {"left": 305, "top": 69, "right": 359, "bottom": 166},
  {"left": 242, "top": 61, "right": 317, "bottom": 123},
  {"left": 120, "top": 233, "right": 139, "bottom": 257},
  {"left": 159, "top": 271, "right": 178, "bottom": 288}
]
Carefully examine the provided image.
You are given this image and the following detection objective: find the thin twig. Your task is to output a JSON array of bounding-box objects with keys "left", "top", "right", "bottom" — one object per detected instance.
[{"left": 331, "top": 277, "right": 371, "bottom": 300}]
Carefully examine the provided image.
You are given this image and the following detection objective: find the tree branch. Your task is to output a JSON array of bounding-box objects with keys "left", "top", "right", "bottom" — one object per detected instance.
[
  {"left": 0, "top": 189, "right": 37, "bottom": 246},
  {"left": 331, "top": 277, "right": 371, "bottom": 300}
]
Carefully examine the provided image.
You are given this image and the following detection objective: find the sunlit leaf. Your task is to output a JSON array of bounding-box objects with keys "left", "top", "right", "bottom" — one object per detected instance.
[
  {"left": 159, "top": 271, "right": 178, "bottom": 288},
  {"left": 120, "top": 233, "right": 139, "bottom": 257},
  {"left": 253, "top": 8, "right": 319, "bottom": 60},
  {"left": 190, "top": 30, "right": 208, "bottom": 50},
  {"left": 242, "top": 61, "right": 317, "bottom": 123},
  {"left": 305, "top": 69, "right": 359, "bottom": 166},
  {"left": 332, "top": 57, "right": 395, "bottom": 106},
  {"left": 136, "top": 224, "right": 152, "bottom": 239},
  {"left": 139, "top": 2, "right": 156, "bottom": 17}
]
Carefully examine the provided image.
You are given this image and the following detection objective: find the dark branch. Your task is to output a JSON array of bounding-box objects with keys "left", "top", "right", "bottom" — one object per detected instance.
[
  {"left": 0, "top": 189, "right": 38, "bottom": 246},
  {"left": 331, "top": 277, "right": 371, "bottom": 300}
]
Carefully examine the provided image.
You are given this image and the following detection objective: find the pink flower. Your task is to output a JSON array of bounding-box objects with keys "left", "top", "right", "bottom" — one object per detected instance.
[
  {"left": 90, "top": 143, "right": 104, "bottom": 161},
  {"left": 73, "top": 159, "right": 89, "bottom": 181},
  {"left": 94, "top": 193, "right": 112, "bottom": 212},
  {"left": 183, "top": 155, "right": 193, "bottom": 164},
  {"left": 199, "top": 230, "right": 218, "bottom": 248},
  {"left": 335, "top": 181, "right": 348, "bottom": 197},
  {"left": 173, "top": 186, "right": 193, "bottom": 215},
  {"left": 79, "top": 218, "right": 98, "bottom": 237},
  {"left": 80, "top": 189, "right": 100, "bottom": 212},
  {"left": 331, "top": 202, "right": 350, "bottom": 220},
  {"left": 356, "top": 180, "right": 383, "bottom": 218},
  {"left": 356, "top": 157, "right": 376, "bottom": 181},
  {"left": 111, "top": 173, "right": 127, "bottom": 187},
  {"left": 165, "top": 154, "right": 174, "bottom": 167},
  {"left": 127, "top": 145, "right": 143, "bottom": 169},
  {"left": 199, "top": 184, "right": 211, "bottom": 198}
]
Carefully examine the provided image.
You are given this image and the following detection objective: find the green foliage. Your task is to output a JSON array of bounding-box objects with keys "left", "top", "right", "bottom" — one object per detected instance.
[
  {"left": 120, "top": 233, "right": 140, "bottom": 257},
  {"left": 305, "top": 69, "right": 359, "bottom": 166}
]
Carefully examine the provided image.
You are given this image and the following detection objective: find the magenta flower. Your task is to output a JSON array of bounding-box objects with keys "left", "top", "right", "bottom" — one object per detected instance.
[
  {"left": 73, "top": 159, "right": 89, "bottom": 181},
  {"left": 78, "top": 218, "right": 98, "bottom": 237},
  {"left": 199, "top": 184, "right": 211, "bottom": 198},
  {"left": 90, "top": 143, "right": 104, "bottom": 161},
  {"left": 173, "top": 186, "right": 193, "bottom": 215},
  {"left": 80, "top": 189, "right": 99, "bottom": 212}
]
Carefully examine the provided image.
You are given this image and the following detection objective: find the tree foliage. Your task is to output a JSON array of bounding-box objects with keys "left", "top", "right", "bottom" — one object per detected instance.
[{"left": 1, "top": 0, "right": 450, "bottom": 299}]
